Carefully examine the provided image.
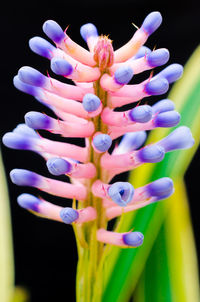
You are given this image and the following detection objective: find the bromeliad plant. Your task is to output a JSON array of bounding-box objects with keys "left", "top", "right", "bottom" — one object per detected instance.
[{"left": 2, "top": 11, "right": 195, "bottom": 301}]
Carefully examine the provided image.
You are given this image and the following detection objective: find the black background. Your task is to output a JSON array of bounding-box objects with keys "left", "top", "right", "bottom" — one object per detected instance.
[{"left": 0, "top": 1, "right": 200, "bottom": 301}]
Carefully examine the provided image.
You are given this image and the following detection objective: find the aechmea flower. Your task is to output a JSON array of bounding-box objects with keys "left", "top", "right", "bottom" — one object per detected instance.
[{"left": 2, "top": 11, "right": 194, "bottom": 256}]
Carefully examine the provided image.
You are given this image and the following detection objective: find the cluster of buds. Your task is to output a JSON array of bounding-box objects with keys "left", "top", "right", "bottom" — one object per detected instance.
[{"left": 3, "top": 11, "right": 194, "bottom": 248}]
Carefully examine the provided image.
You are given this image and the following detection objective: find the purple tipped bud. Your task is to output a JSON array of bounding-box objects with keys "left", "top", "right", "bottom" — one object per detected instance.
[
  {"left": 93, "top": 134, "right": 112, "bottom": 152},
  {"left": 117, "top": 131, "right": 147, "bottom": 154},
  {"left": 147, "top": 177, "right": 174, "bottom": 199},
  {"left": 29, "top": 36, "right": 56, "bottom": 60},
  {"left": 145, "top": 77, "right": 169, "bottom": 95},
  {"left": 152, "top": 99, "right": 175, "bottom": 114},
  {"left": 157, "top": 64, "right": 183, "bottom": 83},
  {"left": 13, "top": 124, "right": 39, "bottom": 138},
  {"left": 129, "top": 105, "right": 152, "bottom": 123},
  {"left": 114, "top": 66, "right": 134, "bottom": 85},
  {"left": 47, "top": 158, "right": 72, "bottom": 176},
  {"left": 50, "top": 57, "right": 73, "bottom": 76},
  {"left": 80, "top": 23, "right": 98, "bottom": 42},
  {"left": 108, "top": 182, "right": 134, "bottom": 207},
  {"left": 10, "top": 169, "right": 40, "bottom": 187},
  {"left": 82, "top": 93, "right": 101, "bottom": 112},
  {"left": 13, "top": 75, "right": 39, "bottom": 97},
  {"left": 2, "top": 132, "right": 33, "bottom": 150},
  {"left": 17, "top": 193, "right": 41, "bottom": 212},
  {"left": 122, "top": 232, "right": 144, "bottom": 247},
  {"left": 153, "top": 111, "right": 180, "bottom": 127},
  {"left": 159, "top": 126, "right": 195, "bottom": 152},
  {"left": 42, "top": 20, "right": 65, "bottom": 43},
  {"left": 25, "top": 111, "right": 51, "bottom": 130},
  {"left": 147, "top": 48, "right": 169, "bottom": 67},
  {"left": 60, "top": 207, "right": 79, "bottom": 224},
  {"left": 138, "top": 145, "right": 165, "bottom": 163},
  {"left": 142, "top": 11, "right": 162, "bottom": 35},
  {"left": 18, "top": 66, "right": 46, "bottom": 87},
  {"left": 134, "top": 46, "right": 151, "bottom": 59}
]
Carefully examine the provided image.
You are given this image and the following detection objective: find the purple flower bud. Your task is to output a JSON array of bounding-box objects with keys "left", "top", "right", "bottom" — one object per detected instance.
[
  {"left": 142, "top": 11, "right": 162, "bottom": 35},
  {"left": 156, "top": 64, "right": 183, "bottom": 83},
  {"left": 114, "top": 66, "right": 134, "bottom": 85},
  {"left": 134, "top": 46, "right": 151, "bottom": 59},
  {"left": 158, "top": 126, "right": 195, "bottom": 152},
  {"left": 60, "top": 207, "right": 79, "bottom": 224},
  {"left": 13, "top": 124, "right": 39, "bottom": 138},
  {"left": 82, "top": 93, "right": 101, "bottom": 112},
  {"left": 18, "top": 66, "right": 46, "bottom": 87},
  {"left": 2, "top": 132, "right": 33, "bottom": 150},
  {"left": 129, "top": 105, "right": 152, "bottom": 123},
  {"left": 122, "top": 232, "right": 144, "bottom": 247},
  {"left": 13, "top": 75, "right": 39, "bottom": 97},
  {"left": 17, "top": 193, "right": 41, "bottom": 212},
  {"left": 42, "top": 20, "right": 65, "bottom": 44},
  {"left": 108, "top": 182, "right": 134, "bottom": 206},
  {"left": 29, "top": 36, "right": 56, "bottom": 60},
  {"left": 50, "top": 57, "right": 73, "bottom": 76},
  {"left": 80, "top": 23, "right": 98, "bottom": 42},
  {"left": 147, "top": 177, "right": 174, "bottom": 199},
  {"left": 117, "top": 131, "right": 147, "bottom": 154},
  {"left": 145, "top": 77, "right": 169, "bottom": 95},
  {"left": 93, "top": 134, "right": 112, "bottom": 152},
  {"left": 47, "top": 158, "right": 72, "bottom": 176},
  {"left": 153, "top": 111, "right": 181, "bottom": 127},
  {"left": 152, "top": 99, "right": 175, "bottom": 114},
  {"left": 25, "top": 111, "right": 52, "bottom": 130},
  {"left": 147, "top": 48, "right": 169, "bottom": 67},
  {"left": 10, "top": 169, "right": 40, "bottom": 187},
  {"left": 138, "top": 145, "right": 165, "bottom": 163}
]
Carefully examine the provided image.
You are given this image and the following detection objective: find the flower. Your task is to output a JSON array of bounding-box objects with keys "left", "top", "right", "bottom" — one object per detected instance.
[{"left": 2, "top": 11, "right": 194, "bottom": 249}]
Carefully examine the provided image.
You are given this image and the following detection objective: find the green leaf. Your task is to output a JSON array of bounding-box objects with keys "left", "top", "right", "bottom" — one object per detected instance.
[
  {"left": 0, "top": 150, "right": 15, "bottom": 302},
  {"left": 134, "top": 179, "right": 200, "bottom": 302},
  {"left": 102, "top": 45, "right": 200, "bottom": 302}
]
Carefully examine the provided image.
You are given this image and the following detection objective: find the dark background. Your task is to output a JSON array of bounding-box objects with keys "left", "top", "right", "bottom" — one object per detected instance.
[{"left": 0, "top": 1, "right": 200, "bottom": 301}]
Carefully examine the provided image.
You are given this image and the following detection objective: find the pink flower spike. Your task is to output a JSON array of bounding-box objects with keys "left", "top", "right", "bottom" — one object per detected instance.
[
  {"left": 76, "top": 207, "right": 97, "bottom": 223},
  {"left": 97, "top": 229, "right": 144, "bottom": 247}
]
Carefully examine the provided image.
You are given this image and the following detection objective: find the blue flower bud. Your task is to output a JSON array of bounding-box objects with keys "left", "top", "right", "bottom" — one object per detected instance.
[
  {"left": 10, "top": 169, "right": 40, "bottom": 187},
  {"left": 147, "top": 177, "right": 174, "bottom": 200},
  {"left": 129, "top": 105, "right": 152, "bottom": 123},
  {"left": 29, "top": 36, "right": 56, "bottom": 60},
  {"left": 157, "top": 64, "right": 183, "bottom": 83},
  {"left": 18, "top": 66, "right": 46, "bottom": 87},
  {"left": 80, "top": 23, "right": 98, "bottom": 42},
  {"left": 159, "top": 126, "right": 195, "bottom": 152},
  {"left": 138, "top": 145, "right": 165, "bottom": 163},
  {"left": 25, "top": 111, "right": 52, "bottom": 130},
  {"left": 60, "top": 207, "right": 79, "bottom": 224},
  {"left": 13, "top": 75, "right": 39, "bottom": 97},
  {"left": 13, "top": 124, "right": 39, "bottom": 138},
  {"left": 2, "top": 132, "right": 33, "bottom": 150},
  {"left": 50, "top": 57, "right": 73, "bottom": 76},
  {"left": 93, "top": 134, "right": 112, "bottom": 152},
  {"left": 114, "top": 66, "right": 134, "bottom": 85},
  {"left": 82, "top": 93, "right": 101, "bottom": 112},
  {"left": 142, "top": 11, "right": 162, "bottom": 35},
  {"left": 122, "top": 232, "right": 144, "bottom": 247},
  {"left": 47, "top": 158, "right": 72, "bottom": 176},
  {"left": 134, "top": 46, "right": 151, "bottom": 59},
  {"left": 147, "top": 48, "right": 169, "bottom": 67},
  {"left": 42, "top": 20, "right": 65, "bottom": 43},
  {"left": 17, "top": 193, "right": 41, "bottom": 212},
  {"left": 108, "top": 182, "right": 134, "bottom": 206},
  {"left": 117, "top": 131, "right": 147, "bottom": 154},
  {"left": 145, "top": 77, "right": 169, "bottom": 95},
  {"left": 154, "top": 111, "right": 180, "bottom": 128},
  {"left": 152, "top": 99, "right": 175, "bottom": 114}
]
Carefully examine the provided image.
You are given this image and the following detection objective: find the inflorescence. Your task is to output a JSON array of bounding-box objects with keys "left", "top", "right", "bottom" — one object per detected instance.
[{"left": 3, "top": 11, "right": 194, "bottom": 248}]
